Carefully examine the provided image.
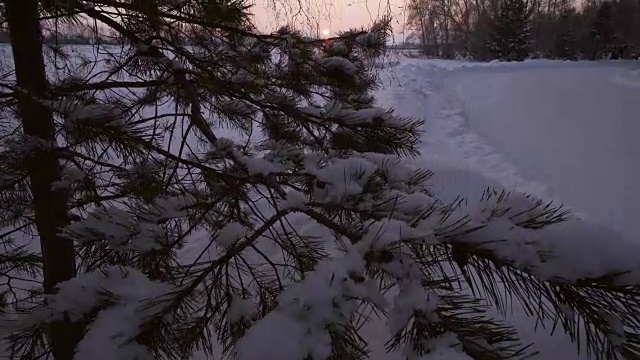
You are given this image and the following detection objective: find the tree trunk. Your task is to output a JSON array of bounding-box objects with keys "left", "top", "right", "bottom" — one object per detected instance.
[
  {"left": 591, "top": 35, "right": 599, "bottom": 60},
  {"left": 5, "top": 1, "right": 82, "bottom": 359}
]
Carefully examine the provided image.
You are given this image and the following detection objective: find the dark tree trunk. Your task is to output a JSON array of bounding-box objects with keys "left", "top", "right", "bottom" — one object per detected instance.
[
  {"left": 5, "top": 0, "right": 82, "bottom": 358},
  {"left": 591, "top": 35, "right": 599, "bottom": 60}
]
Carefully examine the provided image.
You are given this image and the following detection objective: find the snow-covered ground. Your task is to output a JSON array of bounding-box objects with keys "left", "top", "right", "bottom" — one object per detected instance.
[
  {"left": 378, "top": 58, "right": 640, "bottom": 241},
  {"left": 371, "top": 57, "right": 640, "bottom": 359},
  {"left": 3, "top": 43, "right": 640, "bottom": 358}
]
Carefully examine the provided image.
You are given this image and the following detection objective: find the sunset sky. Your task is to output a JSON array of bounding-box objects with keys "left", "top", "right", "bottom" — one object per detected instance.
[{"left": 250, "top": 0, "right": 408, "bottom": 38}]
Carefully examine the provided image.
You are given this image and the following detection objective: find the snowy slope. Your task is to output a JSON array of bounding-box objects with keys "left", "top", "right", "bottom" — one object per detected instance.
[
  {"left": 372, "top": 58, "right": 640, "bottom": 359},
  {"left": 452, "top": 62, "right": 640, "bottom": 239},
  {"left": 378, "top": 59, "right": 640, "bottom": 240},
  {"left": 377, "top": 60, "right": 555, "bottom": 205}
]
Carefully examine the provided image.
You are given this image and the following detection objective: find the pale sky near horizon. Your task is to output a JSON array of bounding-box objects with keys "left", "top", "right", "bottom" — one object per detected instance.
[{"left": 250, "top": 0, "right": 408, "bottom": 39}]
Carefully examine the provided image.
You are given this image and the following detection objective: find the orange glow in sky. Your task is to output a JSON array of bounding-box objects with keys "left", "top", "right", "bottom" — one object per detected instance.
[{"left": 250, "top": 0, "right": 405, "bottom": 35}]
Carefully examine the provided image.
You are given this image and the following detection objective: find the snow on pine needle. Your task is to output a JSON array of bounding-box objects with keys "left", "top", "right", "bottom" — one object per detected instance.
[
  {"left": 19, "top": 266, "right": 175, "bottom": 360},
  {"left": 42, "top": 99, "right": 128, "bottom": 130},
  {"left": 2, "top": 3, "right": 640, "bottom": 360}
]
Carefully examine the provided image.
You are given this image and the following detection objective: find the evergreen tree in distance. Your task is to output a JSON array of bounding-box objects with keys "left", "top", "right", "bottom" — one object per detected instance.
[
  {"left": 490, "top": 0, "right": 533, "bottom": 61},
  {"left": 554, "top": 8, "right": 581, "bottom": 60},
  {"left": 0, "top": 0, "right": 640, "bottom": 359}
]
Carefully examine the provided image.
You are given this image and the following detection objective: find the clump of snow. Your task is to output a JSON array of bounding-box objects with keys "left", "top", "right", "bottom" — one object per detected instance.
[
  {"left": 388, "top": 284, "right": 440, "bottom": 335},
  {"left": 357, "top": 218, "right": 435, "bottom": 253},
  {"left": 310, "top": 157, "right": 378, "bottom": 203},
  {"left": 50, "top": 267, "right": 172, "bottom": 360},
  {"left": 236, "top": 249, "right": 383, "bottom": 360},
  {"left": 237, "top": 311, "right": 327, "bottom": 360},
  {"left": 216, "top": 222, "right": 248, "bottom": 248},
  {"left": 278, "top": 189, "right": 307, "bottom": 209},
  {"left": 358, "top": 152, "right": 427, "bottom": 191},
  {"left": 340, "top": 107, "right": 391, "bottom": 125},
  {"left": 44, "top": 100, "right": 126, "bottom": 128},
  {"left": 320, "top": 56, "right": 358, "bottom": 75},
  {"left": 530, "top": 219, "right": 640, "bottom": 284},
  {"left": 62, "top": 206, "right": 167, "bottom": 252},
  {"left": 52, "top": 160, "right": 85, "bottom": 191},
  {"left": 146, "top": 195, "right": 196, "bottom": 222},
  {"left": 444, "top": 196, "right": 640, "bottom": 285},
  {"left": 237, "top": 154, "right": 286, "bottom": 176},
  {"left": 205, "top": 137, "right": 287, "bottom": 175},
  {"left": 67, "top": 104, "right": 123, "bottom": 125},
  {"left": 60, "top": 161, "right": 86, "bottom": 182},
  {"left": 301, "top": 103, "right": 395, "bottom": 127}
]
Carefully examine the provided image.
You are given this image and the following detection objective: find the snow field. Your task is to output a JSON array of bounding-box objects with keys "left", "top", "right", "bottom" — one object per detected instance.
[{"left": 373, "top": 57, "right": 640, "bottom": 359}]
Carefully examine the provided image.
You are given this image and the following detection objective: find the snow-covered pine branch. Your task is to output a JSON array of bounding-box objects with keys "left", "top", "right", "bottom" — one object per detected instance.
[{"left": 1, "top": 1, "right": 640, "bottom": 360}]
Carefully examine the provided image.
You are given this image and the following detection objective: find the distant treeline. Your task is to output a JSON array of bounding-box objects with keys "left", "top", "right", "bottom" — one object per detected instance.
[{"left": 406, "top": 0, "right": 640, "bottom": 61}]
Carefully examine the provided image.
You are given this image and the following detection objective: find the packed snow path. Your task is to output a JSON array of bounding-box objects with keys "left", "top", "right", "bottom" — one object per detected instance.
[
  {"left": 377, "top": 60, "right": 554, "bottom": 209},
  {"left": 377, "top": 59, "right": 640, "bottom": 241}
]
